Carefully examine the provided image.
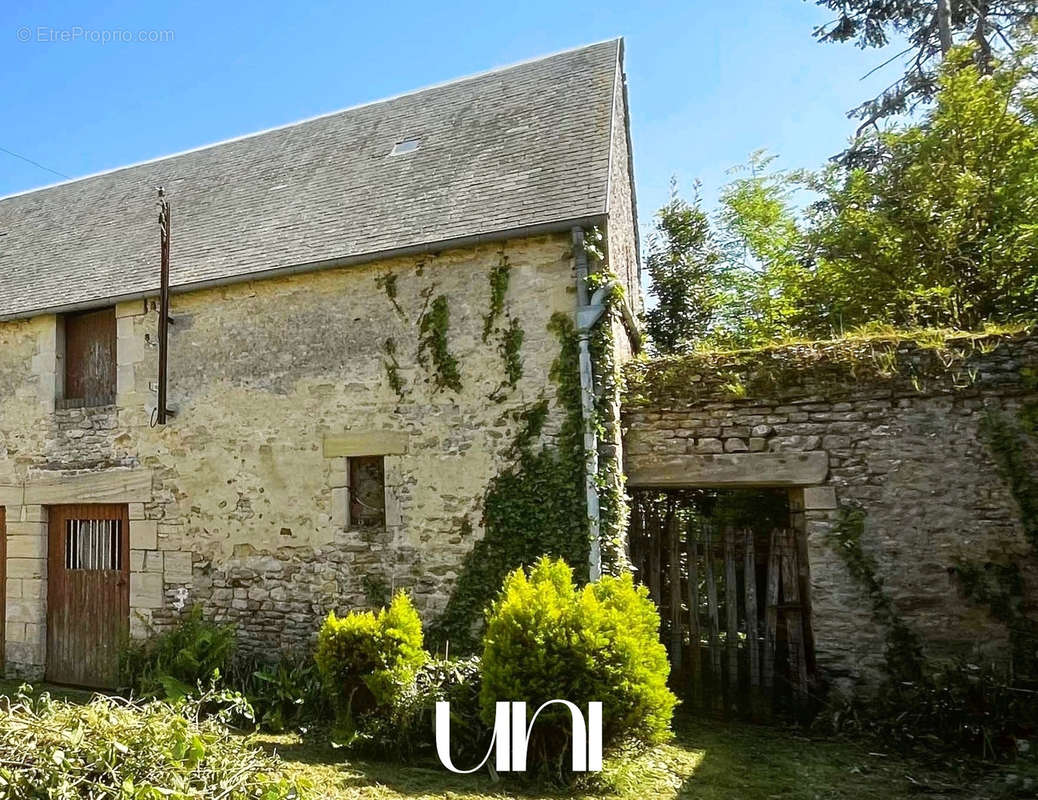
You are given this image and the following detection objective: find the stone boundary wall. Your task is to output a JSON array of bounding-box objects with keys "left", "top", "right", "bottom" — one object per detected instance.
[{"left": 622, "top": 332, "right": 1038, "bottom": 690}]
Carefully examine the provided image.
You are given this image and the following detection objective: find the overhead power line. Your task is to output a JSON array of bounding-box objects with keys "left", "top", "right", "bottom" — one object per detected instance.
[{"left": 0, "top": 145, "right": 70, "bottom": 179}]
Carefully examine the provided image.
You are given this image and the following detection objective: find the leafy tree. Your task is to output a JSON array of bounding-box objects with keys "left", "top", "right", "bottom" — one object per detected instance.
[
  {"left": 801, "top": 46, "right": 1038, "bottom": 331},
  {"left": 714, "top": 152, "right": 808, "bottom": 346},
  {"left": 809, "top": 0, "right": 1036, "bottom": 131},
  {"left": 643, "top": 183, "right": 722, "bottom": 354}
]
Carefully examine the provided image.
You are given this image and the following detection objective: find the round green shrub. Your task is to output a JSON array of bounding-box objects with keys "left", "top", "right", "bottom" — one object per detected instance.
[
  {"left": 314, "top": 591, "right": 426, "bottom": 733},
  {"left": 480, "top": 557, "right": 676, "bottom": 757}
]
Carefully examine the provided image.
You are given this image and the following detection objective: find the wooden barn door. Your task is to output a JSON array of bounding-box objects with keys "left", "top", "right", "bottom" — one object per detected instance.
[{"left": 47, "top": 504, "right": 129, "bottom": 688}]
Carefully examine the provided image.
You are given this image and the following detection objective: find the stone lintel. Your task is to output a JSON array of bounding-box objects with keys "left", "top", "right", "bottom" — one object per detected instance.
[
  {"left": 115, "top": 299, "right": 148, "bottom": 318},
  {"left": 0, "top": 469, "right": 155, "bottom": 505},
  {"left": 625, "top": 452, "right": 829, "bottom": 488},
  {"left": 323, "top": 431, "right": 409, "bottom": 458}
]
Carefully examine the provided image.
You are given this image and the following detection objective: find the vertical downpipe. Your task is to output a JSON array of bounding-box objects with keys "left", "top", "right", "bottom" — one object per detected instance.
[{"left": 573, "top": 227, "right": 602, "bottom": 581}]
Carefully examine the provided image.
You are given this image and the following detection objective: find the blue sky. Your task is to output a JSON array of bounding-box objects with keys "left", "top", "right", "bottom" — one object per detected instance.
[{"left": 1, "top": 1, "right": 904, "bottom": 242}]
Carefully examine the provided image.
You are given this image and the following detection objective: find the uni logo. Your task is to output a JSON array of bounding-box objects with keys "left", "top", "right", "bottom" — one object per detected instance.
[{"left": 435, "top": 700, "right": 603, "bottom": 773}]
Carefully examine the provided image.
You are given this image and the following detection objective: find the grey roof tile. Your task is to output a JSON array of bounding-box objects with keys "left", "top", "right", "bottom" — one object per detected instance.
[{"left": 0, "top": 39, "right": 620, "bottom": 319}]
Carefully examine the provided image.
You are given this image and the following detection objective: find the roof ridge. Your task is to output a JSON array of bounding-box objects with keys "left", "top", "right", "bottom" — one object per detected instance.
[{"left": 0, "top": 37, "right": 621, "bottom": 203}]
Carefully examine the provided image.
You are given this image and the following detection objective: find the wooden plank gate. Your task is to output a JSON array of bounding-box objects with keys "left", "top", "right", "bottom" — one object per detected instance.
[
  {"left": 47, "top": 504, "right": 129, "bottom": 688},
  {"left": 629, "top": 491, "right": 814, "bottom": 716}
]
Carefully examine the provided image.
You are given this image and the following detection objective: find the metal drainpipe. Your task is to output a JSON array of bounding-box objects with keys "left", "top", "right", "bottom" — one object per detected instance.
[{"left": 572, "top": 227, "right": 618, "bottom": 582}]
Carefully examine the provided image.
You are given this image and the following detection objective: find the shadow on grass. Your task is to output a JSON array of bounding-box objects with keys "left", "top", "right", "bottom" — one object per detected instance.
[
  {"left": 255, "top": 715, "right": 1018, "bottom": 800},
  {"left": 252, "top": 723, "right": 706, "bottom": 800}
]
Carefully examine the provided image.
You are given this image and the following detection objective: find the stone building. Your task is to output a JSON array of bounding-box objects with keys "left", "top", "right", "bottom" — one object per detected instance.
[{"left": 0, "top": 39, "right": 641, "bottom": 686}]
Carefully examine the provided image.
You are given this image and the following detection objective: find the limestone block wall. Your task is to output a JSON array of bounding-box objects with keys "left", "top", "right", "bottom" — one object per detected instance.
[
  {"left": 605, "top": 57, "right": 641, "bottom": 317},
  {"left": 622, "top": 333, "right": 1038, "bottom": 690},
  {"left": 0, "top": 233, "right": 582, "bottom": 676}
]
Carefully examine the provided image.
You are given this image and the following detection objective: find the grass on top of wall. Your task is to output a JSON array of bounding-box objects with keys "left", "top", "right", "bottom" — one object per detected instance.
[{"left": 624, "top": 322, "right": 1037, "bottom": 407}]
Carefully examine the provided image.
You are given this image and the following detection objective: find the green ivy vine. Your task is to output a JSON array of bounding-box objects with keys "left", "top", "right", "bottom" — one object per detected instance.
[
  {"left": 981, "top": 408, "right": 1038, "bottom": 549},
  {"left": 480, "top": 252, "right": 525, "bottom": 401},
  {"left": 428, "top": 313, "right": 588, "bottom": 653},
  {"left": 950, "top": 405, "right": 1038, "bottom": 676},
  {"left": 375, "top": 271, "right": 404, "bottom": 316},
  {"left": 828, "top": 506, "right": 925, "bottom": 683},
  {"left": 585, "top": 232, "right": 631, "bottom": 575},
  {"left": 382, "top": 338, "right": 405, "bottom": 399},
  {"left": 497, "top": 317, "right": 524, "bottom": 392},
  {"left": 482, "top": 252, "right": 511, "bottom": 343},
  {"left": 418, "top": 294, "right": 462, "bottom": 393}
]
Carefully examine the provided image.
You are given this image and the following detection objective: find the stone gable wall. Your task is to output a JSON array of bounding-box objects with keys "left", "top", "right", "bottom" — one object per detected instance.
[
  {"left": 622, "top": 333, "right": 1038, "bottom": 689},
  {"left": 605, "top": 59, "right": 641, "bottom": 318}
]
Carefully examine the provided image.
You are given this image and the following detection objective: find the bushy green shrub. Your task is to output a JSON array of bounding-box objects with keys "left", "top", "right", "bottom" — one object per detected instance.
[
  {"left": 122, "top": 605, "right": 236, "bottom": 699},
  {"left": 0, "top": 687, "right": 301, "bottom": 799},
  {"left": 227, "top": 652, "right": 328, "bottom": 733},
  {"left": 314, "top": 591, "right": 427, "bottom": 733},
  {"left": 480, "top": 557, "right": 676, "bottom": 771},
  {"left": 361, "top": 656, "right": 488, "bottom": 761}
]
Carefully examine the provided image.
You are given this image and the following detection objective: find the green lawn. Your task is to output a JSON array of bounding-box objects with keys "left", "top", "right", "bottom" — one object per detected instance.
[
  {"left": 2, "top": 681, "right": 1029, "bottom": 798},
  {"left": 251, "top": 715, "right": 1032, "bottom": 800}
]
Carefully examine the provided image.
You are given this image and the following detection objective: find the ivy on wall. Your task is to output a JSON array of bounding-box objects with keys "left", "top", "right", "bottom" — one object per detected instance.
[
  {"left": 482, "top": 252, "right": 510, "bottom": 343},
  {"left": 366, "top": 232, "right": 632, "bottom": 649},
  {"left": 498, "top": 317, "right": 524, "bottom": 391},
  {"left": 428, "top": 313, "right": 588, "bottom": 653},
  {"left": 829, "top": 506, "right": 925, "bottom": 682},
  {"left": 418, "top": 294, "right": 462, "bottom": 393},
  {"left": 375, "top": 271, "right": 404, "bottom": 316},
  {"left": 981, "top": 408, "right": 1038, "bottom": 549},
  {"left": 481, "top": 252, "right": 524, "bottom": 401},
  {"left": 382, "top": 338, "right": 404, "bottom": 399},
  {"left": 952, "top": 405, "right": 1038, "bottom": 676},
  {"left": 585, "top": 230, "right": 631, "bottom": 575}
]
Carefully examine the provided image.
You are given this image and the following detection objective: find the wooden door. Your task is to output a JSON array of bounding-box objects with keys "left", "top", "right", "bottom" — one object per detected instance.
[{"left": 47, "top": 504, "right": 129, "bottom": 688}]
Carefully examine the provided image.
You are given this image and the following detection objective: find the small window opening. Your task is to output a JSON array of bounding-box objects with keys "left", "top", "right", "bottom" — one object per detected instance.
[
  {"left": 59, "top": 306, "right": 117, "bottom": 409},
  {"left": 389, "top": 138, "right": 420, "bottom": 156},
  {"left": 348, "top": 456, "right": 386, "bottom": 528},
  {"left": 65, "top": 518, "right": 122, "bottom": 570}
]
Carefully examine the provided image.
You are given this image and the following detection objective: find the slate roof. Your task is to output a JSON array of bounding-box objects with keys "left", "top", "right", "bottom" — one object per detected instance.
[{"left": 0, "top": 39, "right": 624, "bottom": 320}]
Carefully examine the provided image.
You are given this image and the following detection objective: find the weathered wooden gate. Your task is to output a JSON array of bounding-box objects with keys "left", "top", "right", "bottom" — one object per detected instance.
[
  {"left": 629, "top": 490, "right": 814, "bottom": 716},
  {"left": 47, "top": 504, "right": 129, "bottom": 688}
]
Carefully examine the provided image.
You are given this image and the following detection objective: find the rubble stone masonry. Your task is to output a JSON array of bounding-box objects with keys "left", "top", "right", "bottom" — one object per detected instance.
[
  {"left": 623, "top": 333, "right": 1038, "bottom": 690},
  {"left": 0, "top": 233, "right": 582, "bottom": 678}
]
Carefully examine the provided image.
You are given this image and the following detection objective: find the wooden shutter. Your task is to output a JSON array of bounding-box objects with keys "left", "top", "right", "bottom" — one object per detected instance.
[{"left": 63, "top": 307, "right": 117, "bottom": 407}]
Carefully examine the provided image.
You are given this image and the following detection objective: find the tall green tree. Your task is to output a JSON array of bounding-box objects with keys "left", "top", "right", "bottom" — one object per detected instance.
[
  {"left": 643, "top": 184, "right": 721, "bottom": 354},
  {"left": 810, "top": 0, "right": 1036, "bottom": 129},
  {"left": 801, "top": 46, "right": 1038, "bottom": 331},
  {"left": 714, "top": 152, "right": 807, "bottom": 346}
]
